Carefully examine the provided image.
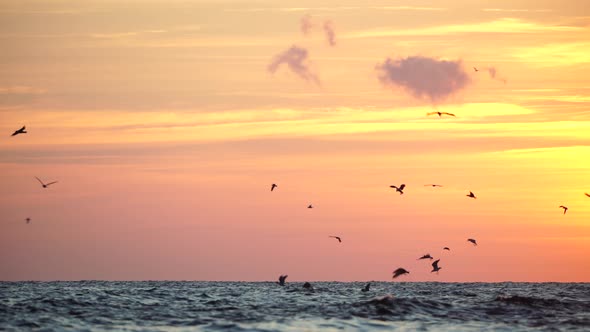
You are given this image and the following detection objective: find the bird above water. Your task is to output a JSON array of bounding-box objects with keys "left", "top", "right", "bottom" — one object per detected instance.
[
  {"left": 559, "top": 205, "right": 568, "bottom": 215},
  {"left": 424, "top": 184, "right": 443, "bottom": 187},
  {"left": 418, "top": 254, "right": 433, "bottom": 260},
  {"left": 392, "top": 268, "right": 410, "bottom": 279},
  {"left": 427, "top": 111, "right": 455, "bottom": 117},
  {"left": 11, "top": 126, "right": 27, "bottom": 136},
  {"left": 277, "top": 275, "right": 288, "bottom": 286},
  {"left": 329, "top": 236, "right": 342, "bottom": 243},
  {"left": 271, "top": 184, "right": 278, "bottom": 191},
  {"left": 467, "top": 238, "right": 477, "bottom": 246},
  {"left": 466, "top": 191, "right": 477, "bottom": 199},
  {"left": 443, "top": 247, "right": 450, "bottom": 251},
  {"left": 431, "top": 259, "right": 442, "bottom": 273},
  {"left": 361, "top": 283, "right": 371, "bottom": 292},
  {"left": 390, "top": 184, "right": 405, "bottom": 195},
  {"left": 35, "top": 177, "right": 58, "bottom": 188}
]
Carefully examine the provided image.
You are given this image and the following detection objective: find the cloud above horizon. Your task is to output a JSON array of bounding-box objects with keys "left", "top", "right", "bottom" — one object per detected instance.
[
  {"left": 376, "top": 56, "right": 470, "bottom": 103},
  {"left": 300, "top": 14, "right": 313, "bottom": 36},
  {"left": 268, "top": 45, "right": 320, "bottom": 84},
  {"left": 323, "top": 20, "right": 336, "bottom": 46}
]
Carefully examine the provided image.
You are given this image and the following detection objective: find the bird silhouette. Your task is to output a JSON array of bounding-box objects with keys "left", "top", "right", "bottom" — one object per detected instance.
[
  {"left": 418, "top": 254, "right": 433, "bottom": 260},
  {"left": 585, "top": 193, "right": 590, "bottom": 197},
  {"left": 466, "top": 191, "right": 477, "bottom": 199},
  {"left": 559, "top": 205, "right": 568, "bottom": 215},
  {"left": 361, "top": 283, "right": 371, "bottom": 292},
  {"left": 277, "top": 275, "right": 288, "bottom": 286},
  {"left": 467, "top": 238, "right": 477, "bottom": 246},
  {"left": 271, "top": 183, "right": 278, "bottom": 191},
  {"left": 431, "top": 259, "right": 442, "bottom": 273},
  {"left": 473, "top": 67, "right": 479, "bottom": 72},
  {"left": 35, "top": 177, "right": 58, "bottom": 188},
  {"left": 443, "top": 247, "right": 450, "bottom": 251},
  {"left": 302, "top": 282, "right": 314, "bottom": 291},
  {"left": 329, "top": 236, "right": 342, "bottom": 243},
  {"left": 25, "top": 217, "right": 31, "bottom": 224},
  {"left": 390, "top": 184, "right": 405, "bottom": 195},
  {"left": 392, "top": 268, "right": 410, "bottom": 279},
  {"left": 307, "top": 204, "right": 313, "bottom": 209},
  {"left": 427, "top": 111, "right": 455, "bottom": 117},
  {"left": 424, "top": 184, "right": 443, "bottom": 187},
  {"left": 11, "top": 126, "right": 27, "bottom": 136}
]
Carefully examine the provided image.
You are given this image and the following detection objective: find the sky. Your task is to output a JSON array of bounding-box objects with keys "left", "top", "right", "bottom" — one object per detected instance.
[{"left": 1, "top": 0, "right": 589, "bottom": 282}]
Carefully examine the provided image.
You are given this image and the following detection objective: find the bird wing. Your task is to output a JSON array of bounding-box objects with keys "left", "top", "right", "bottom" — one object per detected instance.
[
  {"left": 442, "top": 112, "right": 455, "bottom": 116},
  {"left": 34, "top": 177, "right": 45, "bottom": 185},
  {"left": 45, "top": 181, "right": 58, "bottom": 186},
  {"left": 390, "top": 185, "right": 398, "bottom": 190},
  {"left": 399, "top": 184, "right": 405, "bottom": 190},
  {"left": 432, "top": 260, "right": 440, "bottom": 269},
  {"left": 426, "top": 112, "right": 437, "bottom": 116},
  {"left": 20, "top": 126, "right": 25, "bottom": 131},
  {"left": 585, "top": 193, "right": 590, "bottom": 197}
]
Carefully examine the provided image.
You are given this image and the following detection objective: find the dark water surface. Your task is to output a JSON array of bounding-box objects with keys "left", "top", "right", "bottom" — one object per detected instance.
[{"left": 1, "top": 282, "right": 589, "bottom": 331}]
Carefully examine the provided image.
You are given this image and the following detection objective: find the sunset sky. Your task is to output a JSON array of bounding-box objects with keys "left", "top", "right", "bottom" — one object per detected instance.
[{"left": 1, "top": 0, "right": 589, "bottom": 282}]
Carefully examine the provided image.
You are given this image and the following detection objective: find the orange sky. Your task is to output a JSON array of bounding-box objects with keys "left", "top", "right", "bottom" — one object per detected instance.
[{"left": 1, "top": 0, "right": 589, "bottom": 282}]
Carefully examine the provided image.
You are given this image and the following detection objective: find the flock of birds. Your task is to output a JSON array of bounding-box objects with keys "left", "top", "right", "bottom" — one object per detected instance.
[{"left": 9, "top": 112, "right": 588, "bottom": 284}]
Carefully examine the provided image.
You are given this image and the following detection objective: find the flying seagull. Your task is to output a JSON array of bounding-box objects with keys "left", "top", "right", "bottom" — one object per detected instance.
[
  {"left": 431, "top": 259, "right": 442, "bottom": 273},
  {"left": 329, "top": 236, "right": 342, "bottom": 243},
  {"left": 427, "top": 111, "right": 456, "bottom": 118},
  {"left": 467, "top": 238, "right": 477, "bottom": 246},
  {"left": 11, "top": 126, "right": 27, "bottom": 136},
  {"left": 307, "top": 204, "right": 313, "bottom": 209},
  {"left": 392, "top": 268, "right": 410, "bottom": 279},
  {"left": 418, "top": 254, "right": 433, "bottom": 260},
  {"left": 390, "top": 184, "right": 405, "bottom": 195},
  {"left": 424, "top": 184, "right": 443, "bottom": 187},
  {"left": 35, "top": 177, "right": 58, "bottom": 188},
  {"left": 473, "top": 67, "right": 479, "bottom": 72},
  {"left": 25, "top": 217, "right": 31, "bottom": 224},
  {"left": 466, "top": 191, "right": 477, "bottom": 199},
  {"left": 362, "top": 283, "right": 371, "bottom": 292},
  {"left": 443, "top": 247, "right": 450, "bottom": 251},
  {"left": 277, "top": 275, "right": 288, "bottom": 286},
  {"left": 271, "top": 183, "right": 278, "bottom": 192},
  {"left": 559, "top": 205, "right": 568, "bottom": 215}
]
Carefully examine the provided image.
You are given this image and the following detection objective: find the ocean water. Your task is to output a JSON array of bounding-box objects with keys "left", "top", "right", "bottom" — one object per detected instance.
[{"left": 1, "top": 282, "right": 589, "bottom": 331}]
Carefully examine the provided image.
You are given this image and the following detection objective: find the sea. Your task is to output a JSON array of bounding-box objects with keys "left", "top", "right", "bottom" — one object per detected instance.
[{"left": 1, "top": 282, "right": 589, "bottom": 331}]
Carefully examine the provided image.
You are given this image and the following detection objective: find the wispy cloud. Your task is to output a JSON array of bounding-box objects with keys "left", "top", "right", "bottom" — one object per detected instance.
[
  {"left": 482, "top": 8, "right": 552, "bottom": 13},
  {"left": 323, "top": 20, "right": 336, "bottom": 46},
  {"left": 376, "top": 56, "right": 470, "bottom": 103},
  {"left": 268, "top": 45, "right": 320, "bottom": 85},
  {"left": 0, "top": 86, "right": 47, "bottom": 95},
  {"left": 300, "top": 14, "right": 313, "bottom": 36},
  {"left": 344, "top": 18, "right": 582, "bottom": 39}
]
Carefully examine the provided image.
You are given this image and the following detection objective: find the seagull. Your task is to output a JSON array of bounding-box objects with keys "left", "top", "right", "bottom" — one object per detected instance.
[
  {"left": 418, "top": 254, "right": 433, "bottom": 260},
  {"left": 392, "top": 268, "right": 410, "bottom": 279},
  {"left": 11, "top": 126, "right": 27, "bottom": 136},
  {"left": 390, "top": 184, "right": 405, "bottom": 195},
  {"left": 361, "top": 283, "right": 371, "bottom": 292},
  {"left": 431, "top": 259, "right": 442, "bottom": 273},
  {"left": 25, "top": 217, "right": 31, "bottom": 224},
  {"left": 473, "top": 67, "right": 479, "bottom": 72},
  {"left": 329, "top": 236, "right": 342, "bottom": 243},
  {"left": 307, "top": 204, "right": 313, "bottom": 209},
  {"left": 302, "top": 282, "right": 314, "bottom": 291},
  {"left": 466, "top": 191, "right": 477, "bottom": 199},
  {"left": 424, "top": 184, "right": 443, "bottom": 187},
  {"left": 467, "top": 238, "right": 477, "bottom": 246},
  {"left": 443, "top": 247, "right": 450, "bottom": 251},
  {"left": 277, "top": 275, "right": 288, "bottom": 286},
  {"left": 559, "top": 205, "right": 568, "bottom": 215},
  {"left": 427, "top": 111, "right": 455, "bottom": 117},
  {"left": 271, "top": 183, "right": 278, "bottom": 191},
  {"left": 35, "top": 177, "right": 58, "bottom": 188}
]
